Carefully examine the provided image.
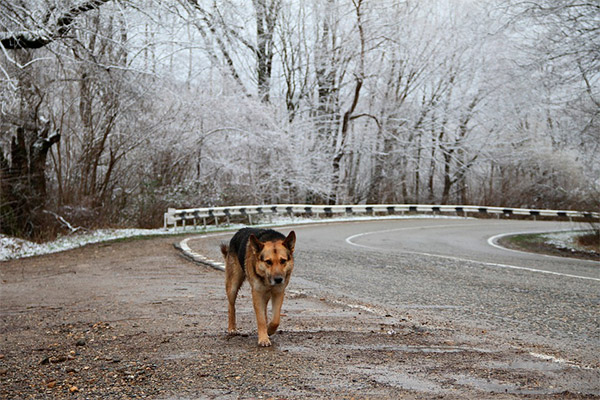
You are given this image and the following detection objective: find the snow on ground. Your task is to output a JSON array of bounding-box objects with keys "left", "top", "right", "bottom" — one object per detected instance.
[
  {"left": 542, "top": 230, "right": 597, "bottom": 255},
  {"left": 0, "top": 228, "right": 177, "bottom": 262},
  {"left": 543, "top": 231, "right": 580, "bottom": 248},
  {"left": 0, "top": 214, "right": 463, "bottom": 261},
  {"left": 0, "top": 214, "right": 590, "bottom": 261}
]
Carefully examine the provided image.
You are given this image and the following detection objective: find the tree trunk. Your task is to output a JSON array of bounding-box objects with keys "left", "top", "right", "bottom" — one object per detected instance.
[
  {"left": 441, "top": 152, "right": 453, "bottom": 204},
  {"left": 1, "top": 124, "right": 60, "bottom": 238},
  {"left": 331, "top": 77, "right": 363, "bottom": 204},
  {"left": 253, "top": 0, "right": 281, "bottom": 102}
]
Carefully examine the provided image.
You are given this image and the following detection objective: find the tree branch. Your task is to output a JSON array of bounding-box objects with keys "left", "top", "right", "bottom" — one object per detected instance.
[
  {"left": 349, "top": 113, "right": 381, "bottom": 129},
  {"left": 0, "top": 0, "right": 113, "bottom": 50}
]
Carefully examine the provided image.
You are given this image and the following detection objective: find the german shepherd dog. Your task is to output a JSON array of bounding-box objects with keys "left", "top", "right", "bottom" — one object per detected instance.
[{"left": 220, "top": 228, "right": 296, "bottom": 347}]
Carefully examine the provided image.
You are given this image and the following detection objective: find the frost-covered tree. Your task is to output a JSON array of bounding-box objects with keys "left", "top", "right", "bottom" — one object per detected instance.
[
  {"left": 0, "top": 0, "right": 113, "bottom": 237},
  {"left": 2, "top": 0, "right": 597, "bottom": 239}
]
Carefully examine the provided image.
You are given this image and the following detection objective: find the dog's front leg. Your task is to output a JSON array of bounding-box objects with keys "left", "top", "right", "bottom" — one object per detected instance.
[
  {"left": 251, "top": 289, "right": 271, "bottom": 347},
  {"left": 268, "top": 290, "right": 285, "bottom": 336}
]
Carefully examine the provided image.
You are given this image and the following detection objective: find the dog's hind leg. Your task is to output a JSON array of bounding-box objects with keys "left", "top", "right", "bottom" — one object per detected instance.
[
  {"left": 225, "top": 255, "right": 244, "bottom": 334},
  {"left": 268, "top": 290, "right": 285, "bottom": 336}
]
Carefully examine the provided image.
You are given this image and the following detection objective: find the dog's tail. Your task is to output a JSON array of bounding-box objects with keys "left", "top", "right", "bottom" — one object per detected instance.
[{"left": 220, "top": 243, "right": 228, "bottom": 259}]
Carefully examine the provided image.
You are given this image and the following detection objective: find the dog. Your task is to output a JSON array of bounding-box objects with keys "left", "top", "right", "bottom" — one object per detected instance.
[{"left": 220, "top": 228, "right": 296, "bottom": 347}]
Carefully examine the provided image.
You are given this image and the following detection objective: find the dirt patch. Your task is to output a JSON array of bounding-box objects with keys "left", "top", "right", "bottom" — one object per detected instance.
[{"left": 1, "top": 236, "right": 599, "bottom": 399}]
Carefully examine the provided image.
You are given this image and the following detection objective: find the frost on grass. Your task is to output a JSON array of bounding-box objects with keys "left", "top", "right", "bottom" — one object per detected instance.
[
  {"left": 542, "top": 230, "right": 598, "bottom": 255},
  {"left": 0, "top": 225, "right": 239, "bottom": 261},
  {"left": 0, "top": 229, "right": 169, "bottom": 261}
]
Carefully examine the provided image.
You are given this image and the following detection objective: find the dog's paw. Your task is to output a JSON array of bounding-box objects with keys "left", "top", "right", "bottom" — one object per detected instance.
[
  {"left": 227, "top": 327, "right": 239, "bottom": 335},
  {"left": 258, "top": 337, "right": 272, "bottom": 347}
]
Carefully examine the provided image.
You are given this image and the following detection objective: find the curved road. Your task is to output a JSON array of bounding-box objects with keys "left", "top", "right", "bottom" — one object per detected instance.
[
  {"left": 283, "top": 218, "right": 599, "bottom": 366},
  {"left": 344, "top": 219, "right": 598, "bottom": 281}
]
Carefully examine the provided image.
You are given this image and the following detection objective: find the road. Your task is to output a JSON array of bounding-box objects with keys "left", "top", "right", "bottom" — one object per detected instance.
[
  {"left": 2, "top": 217, "right": 598, "bottom": 398},
  {"left": 283, "top": 218, "right": 599, "bottom": 366}
]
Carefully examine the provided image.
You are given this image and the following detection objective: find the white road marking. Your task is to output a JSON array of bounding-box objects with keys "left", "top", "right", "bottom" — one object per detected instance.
[{"left": 345, "top": 226, "right": 600, "bottom": 282}]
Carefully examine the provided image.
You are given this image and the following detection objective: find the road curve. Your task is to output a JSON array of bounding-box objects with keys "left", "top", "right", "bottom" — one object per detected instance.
[
  {"left": 282, "top": 218, "right": 599, "bottom": 367},
  {"left": 344, "top": 219, "right": 599, "bottom": 281}
]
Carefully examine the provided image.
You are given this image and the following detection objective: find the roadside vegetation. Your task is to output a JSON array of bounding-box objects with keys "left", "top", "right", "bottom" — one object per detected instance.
[{"left": 500, "top": 229, "right": 600, "bottom": 261}]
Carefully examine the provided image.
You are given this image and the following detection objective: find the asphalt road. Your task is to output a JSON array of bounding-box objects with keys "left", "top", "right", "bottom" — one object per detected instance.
[
  {"left": 286, "top": 218, "right": 599, "bottom": 367},
  {"left": 3, "top": 218, "right": 599, "bottom": 398}
]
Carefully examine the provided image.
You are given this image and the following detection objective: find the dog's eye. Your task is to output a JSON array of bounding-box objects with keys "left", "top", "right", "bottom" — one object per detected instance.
[
  {"left": 280, "top": 258, "right": 287, "bottom": 264},
  {"left": 265, "top": 259, "right": 272, "bottom": 266}
]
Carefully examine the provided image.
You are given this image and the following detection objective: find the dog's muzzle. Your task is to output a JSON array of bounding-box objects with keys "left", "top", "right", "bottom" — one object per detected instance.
[{"left": 272, "top": 276, "right": 284, "bottom": 285}]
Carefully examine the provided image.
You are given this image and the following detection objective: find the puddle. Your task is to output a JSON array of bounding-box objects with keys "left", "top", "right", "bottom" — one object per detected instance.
[
  {"left": 484, "top": 359, "right": 564, "bottom": 372},
  {"left": 342, "top": 344, "right": 492, "bottom": 354},
  {"left": 453, "top": 375, "right": 562, "bottom": 395},
  {"left": 348, "top": 365, "right": 444, "bottom": 393}
]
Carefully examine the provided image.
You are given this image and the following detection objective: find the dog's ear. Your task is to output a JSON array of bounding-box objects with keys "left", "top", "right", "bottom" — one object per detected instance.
[
  {"left": 283, "top": 231, "right": 296, "bottom": 253},
  {"left": 248, "top": 234, "right": 264, "bottom": 254}
]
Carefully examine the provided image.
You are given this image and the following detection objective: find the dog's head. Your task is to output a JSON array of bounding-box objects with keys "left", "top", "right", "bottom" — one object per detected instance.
[{"left": 249, "top": 231, "right": 295, "bottom": 286}]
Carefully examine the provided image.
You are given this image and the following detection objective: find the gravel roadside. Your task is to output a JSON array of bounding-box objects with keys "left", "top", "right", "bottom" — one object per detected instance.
[{"left": 1, "top": 234, "right": 598, "bottom": 399}]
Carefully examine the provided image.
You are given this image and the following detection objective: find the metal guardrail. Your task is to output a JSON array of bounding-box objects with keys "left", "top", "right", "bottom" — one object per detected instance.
[{"left": 163, "top": 204, "right": 599, "bottom": 229}]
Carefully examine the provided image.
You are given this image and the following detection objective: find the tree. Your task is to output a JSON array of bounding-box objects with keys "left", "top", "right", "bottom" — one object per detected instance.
[
  {"left": 2, "top": 0, "right": 597, "bottom": 240},
  {"left": 503, "top": 0, "right": 600, "bottom": 206},
  {"left": 329, "top": 0, "right": 366, "bottom": 204},
  {"left": 178, "top": 0, "right": 282, "bottom": 102},
  {"left": 0, "top": 1, "right": 115, "bottom": 237},
  {"left": 0, "top": 0, "right": 112, "bottom": 49}
]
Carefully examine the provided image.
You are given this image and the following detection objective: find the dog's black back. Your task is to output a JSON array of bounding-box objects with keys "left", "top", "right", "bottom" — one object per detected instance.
[{"left": 228, "top": 228, "right": 287, "bottom": 269}]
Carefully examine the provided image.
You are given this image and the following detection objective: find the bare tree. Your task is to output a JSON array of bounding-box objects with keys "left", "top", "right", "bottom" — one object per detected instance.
[
  {"left": 502, "top": 0, "right": 599, "bottom": 206},
  {"left": 2, "top": 0, "right": 597, "bottom": 239},
  {"left": 0, "top": 0, "right": 114, "bottom": 237},
  {"left": 178, "top": 0, "right": 282, "bottom": 102}
]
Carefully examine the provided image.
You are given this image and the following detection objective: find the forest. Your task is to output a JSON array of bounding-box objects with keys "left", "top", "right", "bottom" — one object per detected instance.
[{"left": 1, "top": 0, "right": 598, "bottom": 240}]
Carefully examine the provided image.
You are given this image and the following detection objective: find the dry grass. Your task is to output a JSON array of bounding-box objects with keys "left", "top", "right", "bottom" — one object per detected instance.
[{"left": 575, "top": 230, "right": 599, "bottom": 252}]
